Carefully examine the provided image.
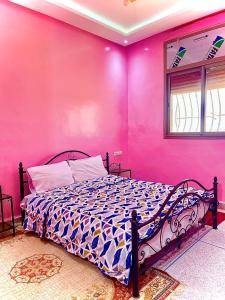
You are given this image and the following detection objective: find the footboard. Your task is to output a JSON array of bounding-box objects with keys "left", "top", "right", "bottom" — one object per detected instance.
[{"left": 131, "top": 177, "right": 218, "bottom": 298}]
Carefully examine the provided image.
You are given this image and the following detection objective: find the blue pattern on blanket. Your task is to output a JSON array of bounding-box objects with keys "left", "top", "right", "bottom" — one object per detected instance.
[{"left": 23, "top": 175, "right": 209, "bottom": 285}]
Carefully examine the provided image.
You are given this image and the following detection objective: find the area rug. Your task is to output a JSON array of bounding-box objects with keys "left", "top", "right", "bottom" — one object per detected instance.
[
  {"left": 205, "top": 211, "right": 225, "bottom": 227},
  {"left": 0, "top": 233, "right": 180, "bottom": 300}
]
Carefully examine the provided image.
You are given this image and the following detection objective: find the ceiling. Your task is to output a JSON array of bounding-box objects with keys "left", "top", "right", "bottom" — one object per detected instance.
[{"left": 9, "top": 0, "right": 225, "bottom": 45}]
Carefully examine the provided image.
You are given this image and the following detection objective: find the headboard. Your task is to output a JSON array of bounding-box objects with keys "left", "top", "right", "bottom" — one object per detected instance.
[{"left": 19, "top": 150, "right": 110, "bottom": 203}]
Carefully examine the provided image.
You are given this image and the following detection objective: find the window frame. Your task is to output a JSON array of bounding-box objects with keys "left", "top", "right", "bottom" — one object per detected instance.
[{"left": 165, "top": 60, "right": 225, "bottom": 139}]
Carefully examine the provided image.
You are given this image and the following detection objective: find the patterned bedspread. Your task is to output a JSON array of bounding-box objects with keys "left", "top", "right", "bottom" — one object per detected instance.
[{"left": 22, "top": 175, "right": 209, "bottom": 285}]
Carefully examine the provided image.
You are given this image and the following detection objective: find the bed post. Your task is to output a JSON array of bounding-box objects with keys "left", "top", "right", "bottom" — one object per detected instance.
[
  {"left": 106, "top": 152, "right": 110, "bottom": 173},
  {"left": 131, "top": 210, "right": 139, "bottom": 298},
  {"left": 212, "top": 176, "right": 218, "bottom": 230},
  {"left": 19, "top": 162, "right": 25, "bottom": 224}
]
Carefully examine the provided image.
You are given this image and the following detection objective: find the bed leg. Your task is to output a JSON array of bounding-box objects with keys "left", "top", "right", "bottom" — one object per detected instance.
[
  {"left": 212, "top": 177, "right": 218, "bottom": 230},
  {"left": 176, "top": 235, "right": 182, "bottom": 249},
  {"left": 19, "top": 162, "right": 25, "bottom": 225},
  {"left": 140, "top": 264, "right": 146, "bottom": 276},
  {"left": 131, "top": 210, "right": 139, "bottom": 298},
  {"left": 21, "top": 210, "right": 25, "bottom": 225}
]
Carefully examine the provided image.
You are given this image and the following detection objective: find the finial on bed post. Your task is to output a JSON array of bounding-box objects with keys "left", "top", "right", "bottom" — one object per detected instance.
[
  {"left": 106, "top": 152, "right": 110, "bottom": 173},
  {"left": 212, "top": 176, "right": 218, "bottom": 230},
  {"left": 131, "top": 210, "right": 139, "bottom": 298},
  {"left": 19, "top": 162, "right": 25, "bottom": 224}
]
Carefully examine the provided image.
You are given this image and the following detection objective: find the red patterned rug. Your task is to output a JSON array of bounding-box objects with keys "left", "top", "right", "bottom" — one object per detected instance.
[
  {"left": 112, "top": 268, "right": 179, "bottom": 300},
  {"left": 205, "top": 211, "right": 225, "bottom": 227}
]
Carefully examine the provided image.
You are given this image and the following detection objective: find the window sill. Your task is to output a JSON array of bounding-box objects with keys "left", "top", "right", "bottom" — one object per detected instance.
[{"left": 164, "top": 133, "right": 225, "bottom": 139}]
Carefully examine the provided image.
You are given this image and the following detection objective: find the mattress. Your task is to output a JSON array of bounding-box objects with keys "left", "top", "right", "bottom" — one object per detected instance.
[{"left": 21, "top": 175, "right": 210, "bottom": 285}]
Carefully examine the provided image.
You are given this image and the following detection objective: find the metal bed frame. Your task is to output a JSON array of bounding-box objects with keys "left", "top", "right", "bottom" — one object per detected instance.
[
  {"left": 19, "top": 150, "right": 109, "bottom": 223},
  {"left": 18, "top": 150, "right": 218, "bottom": 298},
  {"left": 131, "top": 177, "right": 218, "bottom": 297}
]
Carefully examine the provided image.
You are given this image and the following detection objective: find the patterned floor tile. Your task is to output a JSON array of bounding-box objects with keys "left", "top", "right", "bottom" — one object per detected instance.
[
  {"left": 218, "top": 220, "right": 225, "bottom": 231},
  {"left": 201, "top": 230, "right": 225, "bottom": 250},
  {"left": 169, "top": 286, "right": 224, "bottom": 300},
  {"left": 200, "top": 225, "right": 225, "bottom": 249},
  {"left": 167, "top": 240, "right": 225, "bottom": 299}
]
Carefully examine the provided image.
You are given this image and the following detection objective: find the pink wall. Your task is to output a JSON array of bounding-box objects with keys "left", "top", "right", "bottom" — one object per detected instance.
[
  {"left": 127, "top": 11, "right": 225, "bottom": 201},
  {"left": 0, "top": 2, "right": 128, "bottom": 218},
  {"left": 1, "top": 2, "right": 225, "bottom": 220}
]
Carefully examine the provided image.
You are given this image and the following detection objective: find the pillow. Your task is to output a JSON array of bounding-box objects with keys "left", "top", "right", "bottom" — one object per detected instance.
[
  {"left": 68, "top": 155, "right": 108, "bottom": 182},
  {"left": 27, "top": 173, "right": 36, "bottom": 194},
  {"left": 27, "top": 161, "right": 74, "bottom": 193}
]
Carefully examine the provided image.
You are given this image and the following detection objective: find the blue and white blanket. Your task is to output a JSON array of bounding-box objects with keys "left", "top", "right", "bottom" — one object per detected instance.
[{"left": 22, "top": 175, "right": 208, "bottom": 285}]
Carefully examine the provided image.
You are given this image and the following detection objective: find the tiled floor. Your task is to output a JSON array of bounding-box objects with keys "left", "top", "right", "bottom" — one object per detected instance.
[{"left": 162, "top": 221, "right": 225, "bottom": 300}]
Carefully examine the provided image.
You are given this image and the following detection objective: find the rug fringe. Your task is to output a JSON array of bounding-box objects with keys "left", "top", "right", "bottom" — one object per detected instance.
[{"left": 166, "top": 284, "right": 186, "bottom": 300}]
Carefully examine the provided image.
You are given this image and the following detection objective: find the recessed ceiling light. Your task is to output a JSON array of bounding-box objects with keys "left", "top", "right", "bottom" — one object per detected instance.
[
  {"left": 144, "top": 47, "right": 149, "bottom": 51},
  {"left": 124, "top": 40, "right": 128, "bottom": 44},
  {"left": 105, "top": 47, "right": 111, "bottom": 51}
]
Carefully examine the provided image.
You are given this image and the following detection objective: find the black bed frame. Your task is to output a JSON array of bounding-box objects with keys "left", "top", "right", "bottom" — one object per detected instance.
[
  {"left": 131, "top": 177, "right": 218, "bottom": 297},
  {"left": 18, "top": 150, "right": 218, "bottom": 298}
]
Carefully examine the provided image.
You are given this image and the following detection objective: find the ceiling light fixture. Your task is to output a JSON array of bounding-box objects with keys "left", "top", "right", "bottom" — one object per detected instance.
[
  {"left": 105, "top": 47, "right": 111, "bottom": 51},
  {"left": 123, "top": 0, "right": 137, "bottom": 6},
  {"left": 124, "top": 40, "right": 129, "bottom": 44}
]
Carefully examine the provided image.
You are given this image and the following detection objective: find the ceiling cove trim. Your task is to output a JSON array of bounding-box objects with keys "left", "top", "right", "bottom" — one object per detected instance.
[
  {"left": 47, "top": 0, "right": 127, "bottom": 34},
  {"left": 46, "top": 0, "right": 187, "bottom": 35}
]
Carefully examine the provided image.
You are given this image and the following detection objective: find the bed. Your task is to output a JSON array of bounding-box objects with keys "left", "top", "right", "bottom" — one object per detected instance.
[{"left": 19, "top": 150, "right": 218, "bottom": 298}]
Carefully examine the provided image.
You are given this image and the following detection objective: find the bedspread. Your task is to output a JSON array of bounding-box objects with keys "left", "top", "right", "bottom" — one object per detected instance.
[{"left": 22, "top": 175, "right": 209, "bottom": 285}]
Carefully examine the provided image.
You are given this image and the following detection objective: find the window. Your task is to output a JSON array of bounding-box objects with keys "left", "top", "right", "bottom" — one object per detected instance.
[
  {"left": 205, "top": 65, "right": 225, "bottom": 132},
  {"left": 166, "top": 63, "right": 225, "bottom": 137}
]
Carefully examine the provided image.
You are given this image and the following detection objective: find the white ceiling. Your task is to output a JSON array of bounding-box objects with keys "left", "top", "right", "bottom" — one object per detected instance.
[{"left": 9, "top": 0, "right": 225, "bottom": 45}]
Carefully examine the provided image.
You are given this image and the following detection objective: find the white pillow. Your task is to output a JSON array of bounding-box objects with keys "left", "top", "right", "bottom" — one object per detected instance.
[
  {"left": 68, "top": 155, "right": 108, "bottom": 182},
  {"left": 27, "top": 161, "right": 74, "bottom": 193}
]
